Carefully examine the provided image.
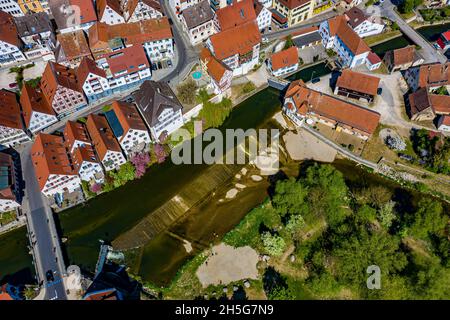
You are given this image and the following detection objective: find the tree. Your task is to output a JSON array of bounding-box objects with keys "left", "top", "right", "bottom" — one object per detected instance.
[
  {"left": 377, "top": 201, "right": 396, "bottom": 229},
  {"left": 109, "top": 162, "right": 136, "bottom": 188},
  {"left": 272, "top": 178, "right": 309, "bottom": 217},
  {"left": 304, "top": 164, "right": 349, "bottom": 227},
  {"left": 90, "top": 183, "right": 102, "bottom": 194},
  {"left": 285, "top": 214, "right": 305, "bottom": 234},
  {"left": 262, "top": 267, "right": 293, "bottom": 300},
  {"left": 196, "top": 88, "right": 212, "bottom": 104},
  {"left": 399, "top": 0, "right": 414, "bottom": 14},
  {"left": 199, "top": 98, "right": 233, "bottom": 128},
  {"left": 153, "top": 144, "right": 167, "bottom": 164},
  {"left": 283, "top": 35, "right": 294, "bottom": 50},
  {"left": 333, "top": 229, "right": 407, "bottom": 288},
  {"left": 261, "top": 232, "right": 286, "bottom": 257},
  {"left": 406, "top": 199, "right": 447, "bottom": 240},
  {"left": 177, "top": 79, "right": 198, "bottom": 105},
  {"left": 131, "top": 152, "right": 151, "bottom": 178}
]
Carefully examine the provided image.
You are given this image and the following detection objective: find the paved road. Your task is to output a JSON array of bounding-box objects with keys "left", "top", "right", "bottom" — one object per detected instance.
[
  {"left": 21, "top": 143, "right": 67, "bottom": 300},
  {"left": 379, "top": 1, "right": 447, "bottom": 63},
  {"left": 301, "top": 124, "right": 379, "bottom": 170},
  {"left": 160, "top": 1, "right": 199, "bottom": 85}
]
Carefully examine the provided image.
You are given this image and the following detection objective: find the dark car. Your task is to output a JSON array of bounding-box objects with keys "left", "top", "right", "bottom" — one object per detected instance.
[
  {"left": 311, "top": 77, "right": 320, "bottom": 84},
  {"left": 8, "top": 83, "right": 17, "bottom": 88},
  {"left": 46, "top": 270, "right": 55, "bottom": 282},
  {"left": 377, "top": 87, "right": 383, "bottom": 95},
  {"left": 398, "top": 153, "right": 414, "bottom": 162}
]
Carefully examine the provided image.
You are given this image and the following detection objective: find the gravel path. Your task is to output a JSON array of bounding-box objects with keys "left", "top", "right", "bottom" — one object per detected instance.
[{"left": 196, "top": 243, "right": 259, "bottom": 288}]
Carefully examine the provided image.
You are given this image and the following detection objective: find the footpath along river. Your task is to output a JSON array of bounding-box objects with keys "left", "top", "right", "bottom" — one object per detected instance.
[{"left": 1, "top": 22, "right": 449, "bottom": 285}]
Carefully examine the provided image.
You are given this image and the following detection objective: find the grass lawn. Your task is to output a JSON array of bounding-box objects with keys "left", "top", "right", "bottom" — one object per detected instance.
[
  {"left": 400, "top": 12, "right": 416, "bottom": 21},
  {"left": 0, "top": 211, "right": 16, "bottom": 226},
  {"left": 364, "top": 30, "right": 402, "bottom": 46},
  {"left": 222, "top": 199, "right": 280, "bottom": 250}
]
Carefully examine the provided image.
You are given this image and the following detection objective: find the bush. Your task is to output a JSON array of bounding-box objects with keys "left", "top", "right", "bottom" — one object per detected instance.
[
  {"left": 241, "top": 82, "right": 256, "bottom": 95},
  {"left": 131, "top": 152, "right": 151, "bottom": 178},
  {"left": 108, "top": 162, "right": 136, "bottom": 188},
  {"left": 283, "top": 35, "right": 294, "bottom": 50},
  {"left": 261, "top": 232, "right": 286, "bottom": 257}
]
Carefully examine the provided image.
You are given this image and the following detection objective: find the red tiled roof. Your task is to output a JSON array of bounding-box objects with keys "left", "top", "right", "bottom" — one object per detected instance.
[
  {"left": 327, "top": 15, "right": 370, "bottom": 56},
  {"left": 63, "top": 120, "right": 91, "bottom": 150},
  {"left": 77, "top": 57, "right": 107, "bottom": 84},
  {"left": 271, "top": 47, "right": 299, "bottom": 71},
  {"left": 100, "top": 45, "right": 149, "bottom": 79},
  {"left": 336, "top": 69, "right": 380, "bottom": 96},
  {"left": 278, "top": 0, "right": 312, "bottom": 9},
  {"left": 0, "top": 11, "right": 20, "bottom": 47},
  {"left": 417, "top": 62, "right": 450, "bottom": 89},
  {"left": 86, "top": 114, "right": 121, "bottom": 160},
  {"left": 367, "top": 51, "right": 381, "bottom": 64},
  {"left": 111, "top": 100, "right": 148, "bottom": 136},
  {"left": 291, "top": 26, "right": 318, "bottom": 37},
  {"left": 0, "top": 89, "right": 24, "bottom": 130},
  {"left": 209, "top": 21, "right": 261, "bottom": 60},
  {"left": 56, "top": 30, "right": 92, "bottom": 62},
  {"left": 40, "top": 61, "right": 83, "bottom": 105},
  {"left": 31, "top": 133, "right": 78, "bottom": 190},
  {"left": 439, "top": 115, "right": 450, "bottom": 126},
  {"left": 216, "top": 0, "right": 256, "bottom": 31},
  {"left": 200, "top": 48, "right": 231, "bottom": 83},
  {"left": 392, "top": 45, "right": 416, "bottom": 66},
  {"left": 89, "top": 18, "right": 172, "bottom": 49},
  {"left": 20, "top": 84, "right": 55, "bottom": 127},
  {"left": 287, "top": 81, "right": 380, "bottom": 135},
  {"left": 97, "top": 0, "right": 122, "bottom": 19},
  {"left": 430, "top": 94, "right": 450, "bottom": 114}
]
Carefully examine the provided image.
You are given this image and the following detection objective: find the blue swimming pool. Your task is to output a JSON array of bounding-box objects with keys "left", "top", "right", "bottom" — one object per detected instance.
[{"left": 192, "top": 71, "right": 202, "bottom": 80}]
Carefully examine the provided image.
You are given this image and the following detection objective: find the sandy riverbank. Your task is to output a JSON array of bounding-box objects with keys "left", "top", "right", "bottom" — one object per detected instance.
[{"left": 283, "top": 129, "right": 337, "bottom": 163}]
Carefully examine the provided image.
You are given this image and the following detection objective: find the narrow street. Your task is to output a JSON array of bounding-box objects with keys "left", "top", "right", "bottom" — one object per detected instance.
[
  {"left": 379, "top": 0, "right": 447, "bottom": 63},
  {"left": 20, "top": 143, "right": 67, "bottom": 300}
]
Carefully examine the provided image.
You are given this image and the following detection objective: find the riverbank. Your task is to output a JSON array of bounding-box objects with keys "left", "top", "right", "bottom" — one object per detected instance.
[
  {"left": 1, "top": 21, "right": 449, "bottom": 285},
  {"left": 146, "top": 160, "right": 449, "bottom": 300}
]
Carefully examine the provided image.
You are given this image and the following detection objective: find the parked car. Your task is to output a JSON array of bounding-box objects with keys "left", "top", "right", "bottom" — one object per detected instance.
[
  {"left": 8, "top": 83, "right": 17, "bottom": 88},
  {"left": 398, "top": 153, "right": 415, "bottom": 162},
  {"left": 311, "top": 77, "right": 320, "bottom": 84},
  {"left": 46, "top": 270, "right": 55, "bottom": 282},
  {"left": 377, "top": 87, "right": 383, "bottom": 95}
]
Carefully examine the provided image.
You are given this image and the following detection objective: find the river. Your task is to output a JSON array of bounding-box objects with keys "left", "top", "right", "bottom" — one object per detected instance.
[{"left": 1, "top": 22, "right": 449, "bottom": 286}]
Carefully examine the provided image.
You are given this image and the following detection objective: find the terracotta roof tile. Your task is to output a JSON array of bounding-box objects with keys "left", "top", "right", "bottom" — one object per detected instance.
[
  {"left": 418, "top": 62, "right": 450, "bottom": 89},
  {"left": 0, "top": 11, "right": 20, "bottom": 47},
  {"left": 0, "top": 90, "right": 24, "bottom": 130},
  {"left": 77, "top": 57, "right": 107, "bottom": 84},
  {"left": 200, "top": 48, "right": 231, "bottom": 83},
  {"left": 86, "top": 114, "right": 122, "bottom": 160},
  {"left": 31, "top": 133, "right": 77, "bottom": 190},
  {"left": 89, "top": 17, "right": 172, "bottom": 49},
  {"left": 40, "top": 61, "right": 83, "bottom": 106},
  {"left": 288, "top": 81, "right": 380, "bottom": 135},
  {"left": 209, "top": 21, "right": 261, "bottom": 60},
  {"left": 271, "top": 47, "right": 299, "bottom": 71},
  {"left": 20, "top": 84, "right": 55, "bottom": 127},
  {"left": 216, "top": 0, "right": 256, "bottom": 31},
  {"left": 336, "top": 69, "right": 380, "bottom": 96},
  {"left": 56, "top": 30, "right": 92, "bottom": 62},
  {"left": 278, "top": 0, "right": 312, "bottom": 9},
  {"left": 111, "top": 100, "right": 148, "bottom": 135}
]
